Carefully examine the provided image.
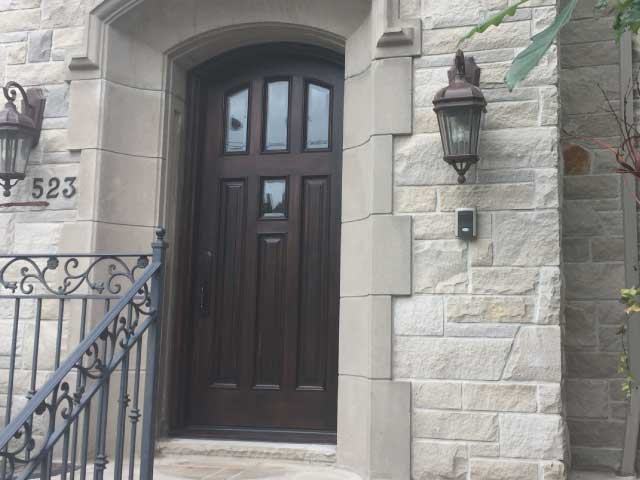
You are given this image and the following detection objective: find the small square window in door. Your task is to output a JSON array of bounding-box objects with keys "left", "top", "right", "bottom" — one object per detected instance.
[{"left": 260, "top": 178, "right": 287, "bottom": 218}]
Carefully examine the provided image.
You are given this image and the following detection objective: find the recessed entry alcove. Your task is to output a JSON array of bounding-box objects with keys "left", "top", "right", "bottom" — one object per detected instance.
[{"left": 65, "top": 1, "right": 420, "bottom": 477}]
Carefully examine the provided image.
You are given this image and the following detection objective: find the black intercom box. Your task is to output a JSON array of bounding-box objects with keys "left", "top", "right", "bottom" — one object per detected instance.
[{"left": 456, "top": 208, "right": 477, "bottom": 240}]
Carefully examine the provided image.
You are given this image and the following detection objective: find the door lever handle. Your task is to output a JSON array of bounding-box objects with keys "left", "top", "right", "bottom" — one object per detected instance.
[
  {"left": 199, "top": 249, "right": 214, "bottom": 315},
  {"left": 200, "top": 281, "right": 209, "bottom": 315}
]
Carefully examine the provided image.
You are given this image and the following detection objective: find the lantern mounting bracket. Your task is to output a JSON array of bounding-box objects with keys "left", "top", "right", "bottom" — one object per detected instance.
[
  {"left": 24, "top": 88, "right": 45, "bottom": 146},
  {"left": 447, "top": 50, "right": 481, "bottom": 87}
]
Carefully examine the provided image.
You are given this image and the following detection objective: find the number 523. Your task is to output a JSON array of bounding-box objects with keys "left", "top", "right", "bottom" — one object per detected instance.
[{"left": 32, "top": 177, "right": 77, "bottom": 199}]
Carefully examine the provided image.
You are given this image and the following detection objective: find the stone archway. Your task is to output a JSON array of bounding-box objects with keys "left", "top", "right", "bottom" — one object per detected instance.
[{"left": 63, "top": 1, "right": 421, "bottom": 478}]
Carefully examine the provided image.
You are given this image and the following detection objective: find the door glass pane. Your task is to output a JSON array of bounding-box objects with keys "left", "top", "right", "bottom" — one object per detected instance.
[
  {"left": 264, "top": 81, "right": 289, "bottom": 151},
  {"left": 261, "top": 178, "right": 287, "bottom": 218},
  {"left": 225, "top": 88, "right": 249, "bottom": 153},
  {"left": 306, "top": 83, "right": 331, "bottom": 150}
]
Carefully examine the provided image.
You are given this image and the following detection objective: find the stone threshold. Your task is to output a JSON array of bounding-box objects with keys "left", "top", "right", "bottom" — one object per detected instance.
[{"left": 155, "top": 438, "right": 337, "bottom": 465}]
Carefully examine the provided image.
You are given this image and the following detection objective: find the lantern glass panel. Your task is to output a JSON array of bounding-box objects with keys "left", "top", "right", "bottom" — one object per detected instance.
[
  {"left": 437, "top": 107, "right": 484, "bottom": 158},
  {"left": 446, "top": 108, "right": 469, "bottom": 156},
  {"left": 469, "top": 108, "right": 483, "bottom": 156},
  {"left": 0, "top": 130, "right": 32, "bottom": 179},
  {"left": 0, "top": 131, "right": 17, "bottom": 176}
]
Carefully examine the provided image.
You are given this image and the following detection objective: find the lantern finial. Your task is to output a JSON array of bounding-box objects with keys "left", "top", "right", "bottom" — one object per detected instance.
[{"left": 455, "top": 50, "right": 466, "bottom": 79}]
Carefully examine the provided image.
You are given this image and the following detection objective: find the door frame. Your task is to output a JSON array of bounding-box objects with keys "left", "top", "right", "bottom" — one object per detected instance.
[
  {"left": 167, "top": 44, "right": 344, "bottom": 442},
  {"left": 166, "top": 67, "right": 205, "bottom": 437}
]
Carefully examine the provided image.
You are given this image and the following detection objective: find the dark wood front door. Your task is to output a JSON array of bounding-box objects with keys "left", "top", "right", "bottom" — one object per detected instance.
[{"left": 183, "top": 46, "right": 343, "bottom": 443}]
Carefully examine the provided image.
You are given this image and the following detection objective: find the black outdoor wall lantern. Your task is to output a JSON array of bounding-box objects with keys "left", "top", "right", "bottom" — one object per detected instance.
[
  {"left": 0, "top": 81, "right": 45, "bottom": 197},
  {"left": 433, "top": 50, "right": 487, "bottom": 184}
]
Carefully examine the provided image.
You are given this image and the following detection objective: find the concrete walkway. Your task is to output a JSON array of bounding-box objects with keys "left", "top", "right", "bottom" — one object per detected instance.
[
  {"left": 152, "top": 463, "right": 634, "bottom": 480},
  {"left": 570, "top": 472, "right": 637, "bottom": 480}
]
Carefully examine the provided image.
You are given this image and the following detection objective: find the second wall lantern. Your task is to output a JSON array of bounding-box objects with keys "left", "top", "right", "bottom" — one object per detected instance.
[
  {"left": 0, "top": 81, "right": 46, "bottom": 197},
  {"left": 433, "top": 50, "right": 487, "bottom": 184}
]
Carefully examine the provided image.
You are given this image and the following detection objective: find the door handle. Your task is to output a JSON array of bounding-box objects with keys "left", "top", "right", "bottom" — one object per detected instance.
[
  {"left": 199, "top": 250, "right": 213, "bottom": 315},
  {"left": 200, "top": 281, "right": 209, "bottom": 315}
]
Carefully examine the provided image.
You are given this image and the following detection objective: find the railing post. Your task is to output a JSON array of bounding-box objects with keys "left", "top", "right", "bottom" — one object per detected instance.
[{"left": 140, "top": 228, "right": 167, "bottom": 480}]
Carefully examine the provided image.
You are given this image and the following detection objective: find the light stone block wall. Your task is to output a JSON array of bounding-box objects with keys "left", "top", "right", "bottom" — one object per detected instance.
[
  {"left": 397, "top": 0, "right": 569, "bottom": 478},
  {"left": 559, "top": 0, "right": 631, "bottom": 472},
  {"left": 2, "top": 0, "right": 631, "bottom": 478},
  {"left": 0, "top": 0, "right": 90, "bottom": 424}
]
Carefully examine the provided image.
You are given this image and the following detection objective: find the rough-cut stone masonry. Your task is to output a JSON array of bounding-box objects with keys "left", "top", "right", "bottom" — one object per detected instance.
[
  {"left": 0, "top": 0, "right": 87, "bottom": 422},
  {"left": 560, "top": 0, "right": 631, "bottom": 472},
  {"left": 396, "top": 0, "right": 568, "bottom": 478}
]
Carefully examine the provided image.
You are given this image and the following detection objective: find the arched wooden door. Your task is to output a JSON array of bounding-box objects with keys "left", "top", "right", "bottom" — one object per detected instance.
[{"left": 183, "top": 45, "right": 343, "bottom": 443}]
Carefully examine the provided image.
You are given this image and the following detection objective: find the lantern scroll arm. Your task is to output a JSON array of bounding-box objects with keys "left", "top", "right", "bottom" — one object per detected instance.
[{"left": 2, "top": 81, "right": 30, "bottom": 105}]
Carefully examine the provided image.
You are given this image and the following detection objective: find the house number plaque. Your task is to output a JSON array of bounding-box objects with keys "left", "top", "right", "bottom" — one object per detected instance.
[{"left": 31, "top": 176, "right": 77, "bottom": 199}]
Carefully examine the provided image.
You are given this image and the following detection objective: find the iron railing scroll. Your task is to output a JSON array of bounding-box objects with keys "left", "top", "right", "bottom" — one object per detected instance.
[{"left": 0, "top": 228, "right": 167, "bottom": 480}]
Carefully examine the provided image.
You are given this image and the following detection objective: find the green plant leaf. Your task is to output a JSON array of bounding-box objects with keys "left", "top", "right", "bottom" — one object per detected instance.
[
  {"left": 605, "top": 0, "right": 640, "bottom": 39},
  {"left": 458, "top": 0, "right": 530, "bottom": 46},
  {"left": 505, "top": 0, "right": 578, "bottom": 91}
]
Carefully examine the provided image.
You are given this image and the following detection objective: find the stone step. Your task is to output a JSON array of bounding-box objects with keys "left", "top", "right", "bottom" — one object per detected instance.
[
  {"left": 155, "top": 438, "right": 337, "bottom": 465},
  {"left": 45, "top": 455, "right": 359, "bottom": 480}
]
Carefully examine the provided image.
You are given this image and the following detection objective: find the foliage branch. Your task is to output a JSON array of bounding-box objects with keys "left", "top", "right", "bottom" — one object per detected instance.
[
  {"left": 460, "top": 0, "right": 640, "bottom": 90},
  {"left": 621, "top": 289, "right": 639, "bottom": 396}
]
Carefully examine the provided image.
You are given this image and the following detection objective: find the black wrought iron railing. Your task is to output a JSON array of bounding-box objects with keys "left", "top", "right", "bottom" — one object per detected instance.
[{"left": 0, "top": 229, "right": 166, "bottom": 480}]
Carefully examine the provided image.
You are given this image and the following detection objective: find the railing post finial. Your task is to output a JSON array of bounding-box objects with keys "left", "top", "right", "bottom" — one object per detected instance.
[
  {"left": 152, "top": 227, "right": 167, "bottom": 262},
  {"left": 154, "top": 227, "right": 166, "bottom": 242}
]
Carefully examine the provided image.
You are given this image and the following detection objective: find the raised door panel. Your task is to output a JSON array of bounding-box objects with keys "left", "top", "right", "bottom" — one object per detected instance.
[
  {"left": 296, "top": 176, "right": 331, "bottom": 390},
  {"left": 253, "top": 234, "right": 287, "bottom": 390},
  {"left": 210, "top": 179, "right": 246, "bottom": 388}
]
